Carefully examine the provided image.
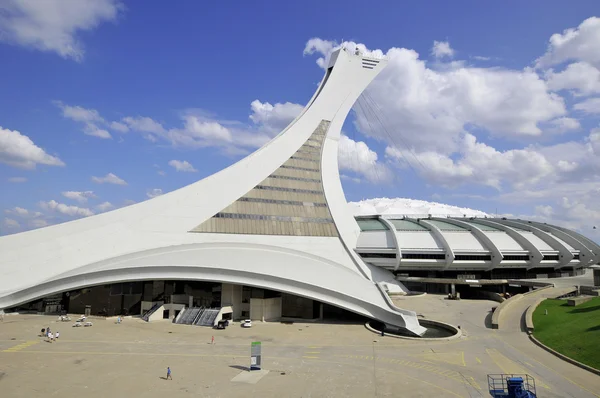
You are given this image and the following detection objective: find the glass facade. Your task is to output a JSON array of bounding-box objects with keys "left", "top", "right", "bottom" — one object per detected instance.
[{"left": 191, "top": 120, "right": 338, "bottom": 236}]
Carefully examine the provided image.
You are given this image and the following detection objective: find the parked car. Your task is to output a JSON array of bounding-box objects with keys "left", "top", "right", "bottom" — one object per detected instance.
[{"left": 241, "top": 319, "right": 252, "bottom": 328}]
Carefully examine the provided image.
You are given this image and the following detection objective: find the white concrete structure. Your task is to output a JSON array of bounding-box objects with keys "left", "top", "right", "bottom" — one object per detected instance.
[
  {"left": 0, "top": 48, "right": 426, "bottom": 335},
  {"left": 356, "top": 216, "right": 600, "bottom": 273}
]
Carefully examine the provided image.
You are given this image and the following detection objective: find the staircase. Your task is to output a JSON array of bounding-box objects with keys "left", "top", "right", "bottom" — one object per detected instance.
[
  {"left": 141, "top": 303, "right": 161, "bottom": 322},
  {"left": 195, "top": 308, "right": 220, "bottom": 327},
  {"left": 176, "top": 307, "right": 201, "bottom": 325}
]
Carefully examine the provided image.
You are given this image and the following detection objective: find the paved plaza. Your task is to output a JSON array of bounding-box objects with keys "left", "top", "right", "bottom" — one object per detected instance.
[{"left": 1, "top": 295, "right": 599, "bottom": 397}]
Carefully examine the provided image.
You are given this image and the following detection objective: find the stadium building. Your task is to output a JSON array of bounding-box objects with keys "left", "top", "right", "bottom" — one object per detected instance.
[{"left": 1, "top": 48, "right": 598, "bottom": 334}]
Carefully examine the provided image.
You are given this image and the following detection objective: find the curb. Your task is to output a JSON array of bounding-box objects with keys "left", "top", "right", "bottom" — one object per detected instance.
[
  {"left": 528, "top": 334, "right": 600, "bottom": 376},
  {"left": 364, "top": 320, "right": 462, "bottom": 341},
  {"left": 524, "top": 298, "right": 545, "bottom": 333},
  {"left": 491, "top": 294, "right": 523, "bottom": 329}
]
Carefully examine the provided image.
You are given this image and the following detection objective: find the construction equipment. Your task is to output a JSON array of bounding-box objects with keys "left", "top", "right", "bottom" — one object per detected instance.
[{"left": 488, "top": 374, "right": 536, "bottom": 398}]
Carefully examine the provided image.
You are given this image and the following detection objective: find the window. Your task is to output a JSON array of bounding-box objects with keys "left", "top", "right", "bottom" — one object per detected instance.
[
  {"left": 358, "top": 253, "right": 396, "bottom": 259},
  {"left": 502, "top": 255, "right": 530, "bottom": 261},
  {"left": 454, "top": 255, "right": 492, "bottom": 261},
  {"left": 402, "top": 253, "right": 446, "bottom": 260},
  {"left": 356, "top": 219, "right": 388, "bottom": 231}
]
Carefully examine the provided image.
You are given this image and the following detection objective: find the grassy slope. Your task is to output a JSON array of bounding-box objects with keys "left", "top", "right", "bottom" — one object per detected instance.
[{"left": 532, "top": 297, "right": 600, "bottom": 370}]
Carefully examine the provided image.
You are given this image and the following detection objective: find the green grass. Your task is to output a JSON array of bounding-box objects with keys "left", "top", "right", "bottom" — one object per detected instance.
[{"left": 533, "top": 297, "right": 600, "bottom": 370}]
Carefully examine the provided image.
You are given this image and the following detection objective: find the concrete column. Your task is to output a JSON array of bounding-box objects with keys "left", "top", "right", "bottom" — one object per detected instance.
[
  {"left": 319, "top": 303, "right": 324, "bottom": 320},
  {"left": 502, "top": 285, "right": 506, "bottom": 294},
  {"left": 450, "top": 284, "right": 456, "bottom": 296}
]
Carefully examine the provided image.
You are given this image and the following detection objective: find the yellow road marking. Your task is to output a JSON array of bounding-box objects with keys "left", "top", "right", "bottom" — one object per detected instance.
[
  {"left": 305, "top": 351, "right": 320, "bottom": 354},
  {"left": 493, "top": 335, "right": 600, "bottom": 398},
  {"left": 302, "top": 356, "right": 319, "bottom": 359},
  {"left": 416, "top": 351, "right": 466, "bottom": 367},
  {"left": 525, "top": 362, "right": 533, "bottom": 368},
  {"left": 2, "top": 340, "right": 39, "bottom": 352},
  {"left": 335, "top": 354, "right": 480, "bottom": 390},
  {"left": 486, "top": 349, "right": 550, "bottom": 390},
  {"left": 0, "top": 349, "right": 465, "bottom": 397},
  {"left": 476, "top": 357, "right": 481, "bottom": 364}
]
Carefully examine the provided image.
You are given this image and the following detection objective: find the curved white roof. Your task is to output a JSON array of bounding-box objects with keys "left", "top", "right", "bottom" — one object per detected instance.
[
  {"left": 356, "top": 216, "right": 600, "bottom": 271},
  {"left": 0, "top": 48, "right": 427, "bottom": 336}
]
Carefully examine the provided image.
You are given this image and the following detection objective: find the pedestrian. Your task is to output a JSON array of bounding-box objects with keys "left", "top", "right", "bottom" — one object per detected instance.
[
  {"left": 55, "top": 331, "right": 60, "bottom": 340},
  {"left": 41, "top": 328, "right": 45, "bottom": 337},
  {"left": 47, "top": 332, "right": 53, "bottom": 343},
  {"left": 166, "top": 367, "right": 172, "bottom": 380},
  {"left": 46, "top": 326, "right": 51, "bottom": 337}
]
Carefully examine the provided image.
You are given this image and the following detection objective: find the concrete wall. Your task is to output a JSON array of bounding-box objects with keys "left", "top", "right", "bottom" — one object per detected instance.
[
  {"left": 221, "top": 283, "right": 243, "bottom": 320},
  {"left": 148, "top": 305, "right": 164, "bottom": 322},
  {"left": 249, "top": 297, "right": 282, "bottom": 321}
]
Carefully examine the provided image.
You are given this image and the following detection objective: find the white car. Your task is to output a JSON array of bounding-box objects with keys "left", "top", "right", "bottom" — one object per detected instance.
[{"left": 241, "top": 319, "right": 252, "bottom": 328}]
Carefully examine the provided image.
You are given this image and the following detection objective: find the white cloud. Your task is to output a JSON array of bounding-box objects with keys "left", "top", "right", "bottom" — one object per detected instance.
[
  {"left": 472, "top": 56, "right": 491, "bottom": 61},
  {"left": 122, "top": 116, "right": 166, "bottom": 135},
  {"left": 146, "top": 188, "right": 163, "bottom": 198},
  {"left": 431, "top": 41, "right": 454, "bottom": 58},
  {"left": 96, "top": 201, "right": 113, "bottom": 212},
  {"left": 305, "top": 40, "right": 567, "bottom": 155},
  {"left": 168, "top": 160, "right": 197, "bottom": 172},
  {"left": 157, "top": 170, "right": 166, "bottom": 176},
  {"left": 0, "top": 0, "right": 123, "bottom": 61},
  {"left": 546, "top": 117, "right": 580, "bottom": 134},
  {"left": 385, "top": 133, "right": 554, "bottom": 190},
  {"left": 545, "top": 62, "right": 600, "bottom": 96},
  {"left": 0, "top": 126, "right": 65, "bottom": 169},
  {"left": 5, "top": 206, "right": 41, "bottom": 218},
  {"left": 8, "top": 177, "right": 26, "bottom": 183},
  {"left": 82, "top": 123, "right": 111, "bottom": 139},
  {"left": 56, "top": 102, "right": 103, "bottom": 123},
  {"left": 109, "top": 121, "right": 129, "bottom": 133},
  {"left": 249, "top": 100, "right": 304, "bottom": 135},
  {"left": 61, "top": 191, "right": 96, "bottom": 203},
  {"left": 3, "top": 218, "right": 20, "bottom": 229},
  {"left": 573, "top": 97, "right": 600, "bottom": 114},
  {"left": 91, "top": 172, "right": 127, "bottom": 185},
  {"left": 29, "top": 218, "right": 48, "bottom": 228},
  {"left": 39, "top": 200, "right": 94, "bottom": 217},
  {"left": 55, "top": 101, "right": 129, "bottom": 138},
  {"left": 338, "top": 135, "right": 392, "bottom": 183},
  {"left": 535, "top": 17, "right": 600, "bottom": 69}
]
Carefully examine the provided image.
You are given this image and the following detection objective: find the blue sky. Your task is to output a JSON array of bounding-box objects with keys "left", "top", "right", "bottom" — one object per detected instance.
[{"left": 1, "top": 1, "right": 600, "bottom": 241}]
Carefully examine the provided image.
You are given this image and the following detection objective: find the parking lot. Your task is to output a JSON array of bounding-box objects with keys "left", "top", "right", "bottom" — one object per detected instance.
[{"left": 1, "top": 297, "right": 598, "bottom": 397}]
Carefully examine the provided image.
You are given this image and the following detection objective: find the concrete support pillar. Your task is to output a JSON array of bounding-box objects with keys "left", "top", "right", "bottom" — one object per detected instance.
[
  {"left": 319, "top": 303, "right": 324, "bottom": 320},
  {"left": 502, "top": 285, "right": 506, "bottom": 294},
  {"left": 188, "top": 296, "right": 193, "bottom": 308},
  {"left": 450, "top": 284, "right": 456, "bottom": 296}
]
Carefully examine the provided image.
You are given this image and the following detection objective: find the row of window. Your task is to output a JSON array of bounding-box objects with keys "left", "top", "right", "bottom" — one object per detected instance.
[
  {"left": 455, "top": 255, "right": 492, "bottom": 261},
  {"left": 213, "top": 212, "right": 333, "bottom": 224},
  {"left": 300, "top": 144, "right": 321, "bottom": 153},
  {"left": 295, "top": 149, "right": 321, "bottom": 158},
  {"left": 254, "top": 184, "right": 323, "bottom": 195},
  {"left": 238, "top": 197, "right": 327, "bottom": 207},
  {"left": 502, "top": 255, "right": 530, "bottom": 261},
  {"left": 358, "top": 252, "right": 581, "bottom": 262},
  {"left": 542, "top": 255, "right": 560, "bottom": 261},
  {"left": 269, "top": 174, "right": 321, "bottom": 183},
  {"left": 290, "top": 155, "right": 319, "bottom": 163},
  {"left": 280, "top": 164, "right": 320, "bottom": 173}
]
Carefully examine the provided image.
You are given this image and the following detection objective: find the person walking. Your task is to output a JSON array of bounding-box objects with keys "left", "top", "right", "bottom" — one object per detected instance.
[
  {"left": 47, "top": 332, "right": 53, "bottom": 343},
  {"left": 55, "top": 331, "right": 60, "bottom": 340},
  {"left": 166, "top": 367, "right": 172, "bottom": 380}
]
